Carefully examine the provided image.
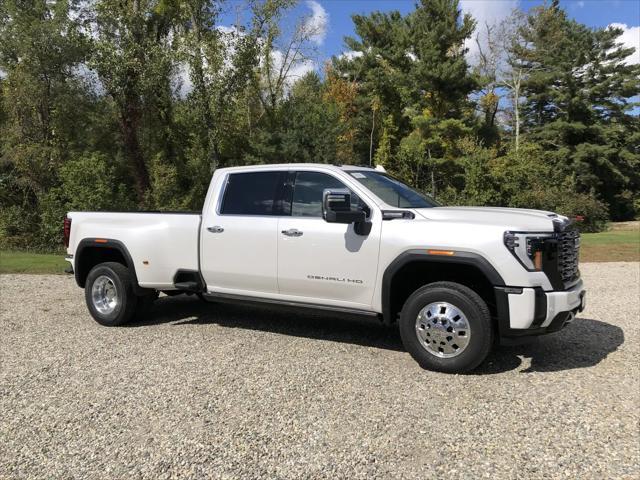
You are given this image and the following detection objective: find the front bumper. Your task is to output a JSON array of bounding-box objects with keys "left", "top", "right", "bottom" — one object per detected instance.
[{"left": 495, "top": 279, "right": 586, "bottom": 340}]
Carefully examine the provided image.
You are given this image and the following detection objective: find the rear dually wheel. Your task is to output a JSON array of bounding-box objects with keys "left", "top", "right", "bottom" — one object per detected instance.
[{"left": 85, "top": 262, "right": 139, "bottom": 326}]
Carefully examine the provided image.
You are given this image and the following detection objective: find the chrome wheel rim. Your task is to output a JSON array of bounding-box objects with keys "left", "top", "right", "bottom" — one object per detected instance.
[
  {"left": 415, "top": 302, "right": 471, "bottom": 358},
  {"left": 91, "top": 275, "right": 119, "bottom": 315}
]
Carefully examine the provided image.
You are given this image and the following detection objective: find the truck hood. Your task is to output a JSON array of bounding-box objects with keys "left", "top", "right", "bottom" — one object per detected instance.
[{"left": 414, "top": 206, "right": 563, "bottom": 231}]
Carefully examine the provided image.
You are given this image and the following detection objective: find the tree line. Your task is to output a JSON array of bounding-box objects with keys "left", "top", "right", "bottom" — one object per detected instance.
[{"left": 1, "top": 0, "right": 638, "bottom": 251}]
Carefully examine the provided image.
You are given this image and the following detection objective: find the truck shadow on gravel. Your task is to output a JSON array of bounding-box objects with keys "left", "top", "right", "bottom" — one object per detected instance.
[
  {"left": 129, "top": 296, "right": 624, "bottom": 375},
  {"left": 474, "top": 318, "right": 624, "bottom": 374}
]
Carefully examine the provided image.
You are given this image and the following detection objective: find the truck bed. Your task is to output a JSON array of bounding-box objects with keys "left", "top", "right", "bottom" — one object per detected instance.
[{"left": 67, "top": 211, "right": 201, "bottom": 289}]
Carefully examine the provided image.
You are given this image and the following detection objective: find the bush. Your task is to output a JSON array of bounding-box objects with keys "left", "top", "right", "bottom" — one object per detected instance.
[
  {"left": 1, "top": 153, "right": 136, "bottom": 252},
  {"left": 146, "top": 155, "right": 188, "bottom": 210},
  {"left": 552, "top": 190, "right": 609, "bottom": 233},
  {"left": 492, "top": 146, "right": 610, "bottom": 232},
  {"left": 58, "top": 153, "right": 134, "bottom": 212},
  {"left": 0, "top": 204, "right": 42, "bottom": 250}
]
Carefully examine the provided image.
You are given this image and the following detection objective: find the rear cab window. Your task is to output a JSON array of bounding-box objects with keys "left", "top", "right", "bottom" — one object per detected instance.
[{"left": 220, "top": 171, "right": 287, "bottom": 216}]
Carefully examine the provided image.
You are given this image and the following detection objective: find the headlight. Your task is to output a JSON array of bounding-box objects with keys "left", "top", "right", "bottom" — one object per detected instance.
[{"left": 504, "top": 231, "right": 553, "bottom": 271}]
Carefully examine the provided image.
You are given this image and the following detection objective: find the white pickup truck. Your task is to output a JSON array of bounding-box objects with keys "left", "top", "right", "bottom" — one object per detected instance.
[{"left": 65, "top": 164, "right": 586, "bottom": 372}]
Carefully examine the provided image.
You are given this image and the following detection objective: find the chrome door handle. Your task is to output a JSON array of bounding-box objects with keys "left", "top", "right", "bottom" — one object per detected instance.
[
  {"left": 207, "top": 226, "right": 224, "bottom": 233},
  {"left": 281, "top": 228, "right": 303, "bottom": 237}
]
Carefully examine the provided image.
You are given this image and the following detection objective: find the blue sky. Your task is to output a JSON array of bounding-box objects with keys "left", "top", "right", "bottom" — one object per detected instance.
[
  {"left": 321, "top": 0, "right": 639, "bottom": 60},
  {"left": 221, "top": 0, "right": 639, "bottom": 74}
]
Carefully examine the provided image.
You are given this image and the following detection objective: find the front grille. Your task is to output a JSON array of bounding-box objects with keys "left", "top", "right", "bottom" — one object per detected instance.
[
  {"left": 557, "top": 228, "right": 580, "bottom": 284},
  {"left": 541, "top": 224, "right": 581, "bottom": 290}
]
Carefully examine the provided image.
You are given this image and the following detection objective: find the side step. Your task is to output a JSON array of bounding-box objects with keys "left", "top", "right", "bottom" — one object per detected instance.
[
  {"left": 173, "top": 269, "right": 206, "bottom": 293},
  {"left": 174, "top": 281, "right": 201, "bottom": 292}
]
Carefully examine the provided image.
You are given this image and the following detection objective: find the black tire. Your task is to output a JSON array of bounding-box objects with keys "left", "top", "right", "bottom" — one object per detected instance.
[
  {"left": 398, "top": 281, "right": 493, "bottom": 373},
  {"left": 85, "top": 262, "right": 138, "bottom": 326}
]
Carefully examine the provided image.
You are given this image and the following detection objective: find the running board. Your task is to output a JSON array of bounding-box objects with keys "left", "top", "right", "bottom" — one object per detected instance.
[
  {"left": 203, "top": 292, "right": 380, "bottom": 318},
  {"left": 174, "top": 281, "right": 201, "bottom": 292}
]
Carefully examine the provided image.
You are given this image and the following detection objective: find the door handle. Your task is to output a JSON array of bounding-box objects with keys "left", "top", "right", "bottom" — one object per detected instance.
[
  {"left": 281, "top": 228, "right": 303, "bottom": 237},
  {"left": 207, "top": 226, "right": 224, "bottom": 233}
]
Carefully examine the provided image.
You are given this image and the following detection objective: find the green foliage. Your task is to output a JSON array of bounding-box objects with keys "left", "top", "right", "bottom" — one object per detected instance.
[
  {"left": 41, "top": 153, "right": 135, "bottom": 249},
  {"left": 59, "top": 154, "right": 134, "bottom": 212},
  {"left": 456, "top": 140, "right": 501, "bottom": 206},
  {"left": 0, "top": 205, "right": 41, "bottom": 250},
  {"left": 147, "top": 155, "right": 188, "bottom": 210},
  {"left": 488, "top": 144, "right": 610, "bottom": 232},
  {"left": 513, "top": 3, "right": 640, "bottom": 219},
  {"left": 373, "top": 115, "right": 397, "bottom": 170},
  {"left": 1, "top": 0, "right": 637, "bottom": 251}
]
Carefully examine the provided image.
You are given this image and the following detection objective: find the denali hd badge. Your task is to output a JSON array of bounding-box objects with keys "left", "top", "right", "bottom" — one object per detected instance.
[{"left": 307, "top": 275, "right": 363, "bottom": 284}]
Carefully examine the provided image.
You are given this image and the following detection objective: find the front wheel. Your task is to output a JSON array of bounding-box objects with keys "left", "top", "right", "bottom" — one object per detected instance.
[
  {"left": 399, "top": 281, "right": 493, "bottom": 373},
  {"left": 85, "top": 262, "right": 138, "bottom": 326}
]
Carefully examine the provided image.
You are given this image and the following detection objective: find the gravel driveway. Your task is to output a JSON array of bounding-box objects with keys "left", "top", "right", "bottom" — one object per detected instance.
[{"left": 1, "top": 262, "right": 638, "bottom": 479}]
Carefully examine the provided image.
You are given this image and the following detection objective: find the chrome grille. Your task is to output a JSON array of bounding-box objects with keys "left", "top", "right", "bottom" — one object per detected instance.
[{"left": 557, "top": 228, "right": 580, "bottom": 284}]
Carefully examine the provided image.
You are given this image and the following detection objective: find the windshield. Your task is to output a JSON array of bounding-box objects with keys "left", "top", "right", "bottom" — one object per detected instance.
[{"left": 348, "top": 171, "right": 440, "bottom": 208}]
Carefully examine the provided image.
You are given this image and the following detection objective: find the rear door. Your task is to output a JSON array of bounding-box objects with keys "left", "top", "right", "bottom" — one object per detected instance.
[
  {"left": 277, "top": 170, "right": 381, "bottom": 308},
  {"left": 200, "top": 170, "right": 286, "bottom": 295}
]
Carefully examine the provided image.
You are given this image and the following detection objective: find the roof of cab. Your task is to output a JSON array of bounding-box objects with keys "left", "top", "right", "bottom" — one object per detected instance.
[{"left": 215, "top": 163, "right": 376, "bottom": 173}]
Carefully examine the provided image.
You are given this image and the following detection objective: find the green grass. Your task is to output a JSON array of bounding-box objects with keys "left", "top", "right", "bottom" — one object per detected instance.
[
  {"left": 0, "top": 221, "right": 638, "bottom": 274},
  {"left": 579, "top": 222, "right": 639, "bottom": 262},
  {"left": 0, "top": 250, "right": 68, "bottom": 274},
  {"left": 581, "top": 229, "right": 638, "bottom": 245}
]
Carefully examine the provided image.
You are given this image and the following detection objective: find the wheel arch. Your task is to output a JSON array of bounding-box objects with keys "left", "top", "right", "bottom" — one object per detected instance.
[
  {"left": 74, "top": 238, "right": 147, "bottom": 295},
  {"left": 381, "top": 250, "right": 505, "bottom": 325}
]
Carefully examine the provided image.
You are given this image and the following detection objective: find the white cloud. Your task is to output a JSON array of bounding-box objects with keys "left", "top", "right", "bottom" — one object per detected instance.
[
  {"left": 73, "top": 63, "right": 105, "bottom": 95},
  {"left": 175, "top": 63, "right": 193, "bottom": 99},
  {"left": 174, "top": 25, "right": 244, "bottom": 98},
  {"left": 304, "top": 0, "right": 328, "bottom": 46},
  {"left": 287, "top": 59, "right": 317, "bottom": 82},
  {"left": 577, "top": 1, "right": 585, "bottom": 7},
  {"left": 608, "top": 23, "right": 640, "bottom": 65},
  {"left": 338, "top": 50, "right": 364, "bottom": 61},
  {"left": 270, "top": 49, "right": 316, "bottom": 88},
  {"left": 460, "top": 0, "right": 519, "bottom": 64}
]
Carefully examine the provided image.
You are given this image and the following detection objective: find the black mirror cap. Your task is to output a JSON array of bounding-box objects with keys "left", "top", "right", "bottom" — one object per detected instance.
[
  {"left": 323, "top": 188, "right": 357, "bottom": 223},
  {"left": 322, "top": 188, "right": 369, "bottom": 235},
  {"left": 323, "top": 188, "right": 351, "bottom": 212}
]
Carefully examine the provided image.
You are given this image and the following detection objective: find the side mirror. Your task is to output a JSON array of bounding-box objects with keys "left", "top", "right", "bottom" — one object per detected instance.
[{"left": 323, "top": 189, "right": 371, "bottom": 236}]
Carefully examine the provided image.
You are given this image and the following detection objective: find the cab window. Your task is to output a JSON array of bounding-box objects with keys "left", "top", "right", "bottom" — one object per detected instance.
[
  {"left": 220, "top": 171, "right": 283, "bottom": 215},
  {"left": 291, "top": 171, "right": 364, "bottom": 218}
]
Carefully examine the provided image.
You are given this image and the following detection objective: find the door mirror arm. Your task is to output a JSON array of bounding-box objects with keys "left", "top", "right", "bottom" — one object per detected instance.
[{"left": 354, "top": 220, "right": 372, "bottom": 236}]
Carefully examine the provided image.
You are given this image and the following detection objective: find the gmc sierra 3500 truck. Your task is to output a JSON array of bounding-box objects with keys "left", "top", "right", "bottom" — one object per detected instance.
[{"left": 64, "top": 164, "right": 586, "bottom": 373}]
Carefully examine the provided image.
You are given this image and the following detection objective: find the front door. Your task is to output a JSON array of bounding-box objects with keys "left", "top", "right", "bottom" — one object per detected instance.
[{"left": 277, "top": 171, "right": 381, "bottom": 309}]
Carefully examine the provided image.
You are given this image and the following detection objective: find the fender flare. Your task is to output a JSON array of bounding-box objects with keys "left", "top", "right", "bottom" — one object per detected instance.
[
  {"left": 381, "top": 249, "right": 506, "bottom": 324},
  {"left": 75, "top": 238, "right": 147, "bottom": 295}
]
